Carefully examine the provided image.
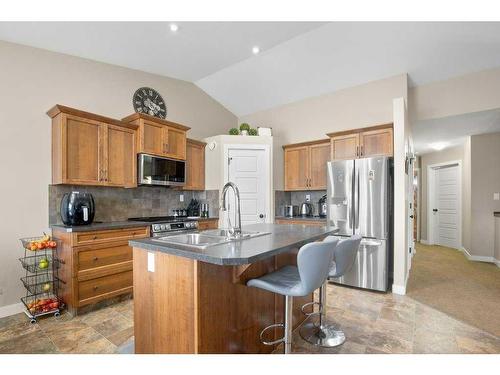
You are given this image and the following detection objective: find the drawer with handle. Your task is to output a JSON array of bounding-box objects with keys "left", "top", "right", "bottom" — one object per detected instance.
[
  {"left": 73, "top": 226, "right": 149, "bottom": 246},
  {"left": 78, "top": 242, "right": 132, "bottom": 271},
  {"left": 78, "top": 270, "right": 133, "bottom": 306}
]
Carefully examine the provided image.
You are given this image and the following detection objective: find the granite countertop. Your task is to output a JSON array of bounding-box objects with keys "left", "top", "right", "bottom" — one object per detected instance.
[
  {"left": 275, "top": 216, "right": 327, "bottom": 221},
  {"left": 494, "top": 212, "right": 500, "bottom": 217},
  {"left": 129, "top": 223, "right": 339, "bottom": 266},
  {"left": 51, "top": 217, "right": 219, "bottom": 233}
]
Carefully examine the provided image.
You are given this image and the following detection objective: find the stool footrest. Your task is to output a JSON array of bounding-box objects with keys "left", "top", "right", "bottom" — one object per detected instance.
[
  {"left": 301, "top": 301, "right": 322, "bottom": 316},
  {"left": 259, "top": 323, "right": 285, "bottom": 346}
]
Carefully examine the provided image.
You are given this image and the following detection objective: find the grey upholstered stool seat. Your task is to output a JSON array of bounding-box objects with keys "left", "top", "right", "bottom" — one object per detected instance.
[
  {"left": 247, "top": 239, "right": 339, "bottom": 354},
  {"left": 299, "top": 235, "right": 362, "bottom": 348}
]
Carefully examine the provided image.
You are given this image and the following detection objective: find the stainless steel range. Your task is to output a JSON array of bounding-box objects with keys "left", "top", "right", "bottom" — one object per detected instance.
[{"left": 128, "top": 216, "right": 198, "bottom": 238}]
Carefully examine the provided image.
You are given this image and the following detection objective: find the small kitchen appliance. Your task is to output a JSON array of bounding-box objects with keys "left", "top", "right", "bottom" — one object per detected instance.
[
  {"left": 137, "top": 153, "right": 186, "bottom": 187},
  {"left": 299, "top": 202, "right": 313, "bottom": 217},
  {"left": 283, "top": 205, "right": 298, "bottom": 217},
  {"left": 318, "top": 194, "right": 327, "bottom": 218},
  {"left": 60, "top": 192, "right": 95, "bottom": 226}
]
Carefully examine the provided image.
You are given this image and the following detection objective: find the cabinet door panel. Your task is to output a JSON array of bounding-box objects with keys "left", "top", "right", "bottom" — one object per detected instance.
[
  {"left": 165, "top": 127, "right": 186, "bottom": 160},
  {"left": 142, "top": 121, "right": 165, "bottom": 155},
  {"left": 309, "top": 142, "right": 330, "bottom": 190},
  {"left": 331, "top": 134, "right": 359, "bottom": 161},
  {"left": 284, "top": 147, "right": 309, "bottom": 190},
  {"left": 66, "top": 116, "right": 101, "bottom": 184},
  {"left": 106, "top": 125, "right": 136, "bottom": 187},
  {"left": 359, "top": 128, "right": 393, "bottom": 157},
  {"left": 184, "top": 141, "right": 205, "bottom": 190}
]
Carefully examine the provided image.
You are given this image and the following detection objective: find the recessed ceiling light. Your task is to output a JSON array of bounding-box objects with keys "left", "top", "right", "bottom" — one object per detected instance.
[
  {"left": 252, "top": 46, "right": 260, "bottom": 55},
  {"left": 170, "top": 24, "right": 179, "bottom": 32},
  {"left": 430, "top": 142, "right": 449, "bottom": 151}
]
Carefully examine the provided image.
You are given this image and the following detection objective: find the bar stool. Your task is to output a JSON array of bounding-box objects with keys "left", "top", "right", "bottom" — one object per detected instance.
[
  {"left": 299, "top": 235, "right": 362, "bottom": 347},
  {"left": 247, "top": 239, "right": 339, "bottom": 354}
]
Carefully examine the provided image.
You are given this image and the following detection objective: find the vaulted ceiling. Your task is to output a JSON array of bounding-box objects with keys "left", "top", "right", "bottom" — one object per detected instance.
[{"left": 1, "top": 22, "right": 500, "bottom": 116}]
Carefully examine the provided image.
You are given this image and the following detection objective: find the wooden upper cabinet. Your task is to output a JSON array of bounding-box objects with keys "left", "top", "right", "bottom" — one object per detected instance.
[
  {"left": 47, "top": 105, "right": 138, "bottom": 188},
  {"left": 328, "top": 124, "right": 393, "bottom": 161},
  {"left": 283, "top": 140, "right": 330, "bottom": 191},
  {"left": 284, "top": 146, "right": 309, "bottom": 191},
  {"left": 184, "top": 139, "right": 206, "bottom": 191},
  {"left": 65, "top": 115, "right": 102, "bottom": 184},
  {"left": 105, "top": 125, "right": 137, "bottom": 188},
  {"left": 142, "top": 120, "right": 165, "bottom": 155},
  {"left": 359, "top": 127, "right": 393, "bottom": 158},
  {"left": 309, "top": 142, "right": 330, "bottom": 190},
  {"left": 122, "top": 113, "right": 190, "bottom": 160},
  {"left": 330, "top": 133, "right": 359, "bottom": 161}
]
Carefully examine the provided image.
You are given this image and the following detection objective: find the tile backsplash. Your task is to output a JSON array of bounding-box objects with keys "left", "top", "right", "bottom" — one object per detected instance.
[
  {"left": 274, "top": 190, "right": 327, "bottom": 217},
  {"left": 49, "top": 185, "right": 220, "bottom": 224}
]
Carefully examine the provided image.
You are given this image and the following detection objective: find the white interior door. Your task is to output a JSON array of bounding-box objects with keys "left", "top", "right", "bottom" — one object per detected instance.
[
  {"left": 225, "top": 148, "right": 269, "bottom": 227},
  {"left": 432, "top": 164, "right": 460, "bottom": 249}
]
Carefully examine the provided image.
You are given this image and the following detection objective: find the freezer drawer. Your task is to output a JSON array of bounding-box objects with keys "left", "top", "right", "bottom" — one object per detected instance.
[{"left": 330, "top": 238, "right": 389, "bottom": 292}]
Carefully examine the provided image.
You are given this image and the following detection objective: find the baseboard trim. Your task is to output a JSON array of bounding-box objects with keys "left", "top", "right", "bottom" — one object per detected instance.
[
  {"left": 0, "top": 302, "right": 24, "bottom": 318},
  {"left": 392, "top": 284, "right": 406, "bottom": 295},
  {"left": 461, "top": 247, "right": 499, "bottom": 265}
]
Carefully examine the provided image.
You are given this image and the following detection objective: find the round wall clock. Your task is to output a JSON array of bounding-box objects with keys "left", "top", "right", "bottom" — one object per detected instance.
[{"left": 133, "top": 87, "right": 167, "bottom": 119}]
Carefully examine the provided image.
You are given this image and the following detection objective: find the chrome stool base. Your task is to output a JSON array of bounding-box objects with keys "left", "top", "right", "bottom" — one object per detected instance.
[{"left": 299, "top": 320, "right": 346, "bottom": 347}]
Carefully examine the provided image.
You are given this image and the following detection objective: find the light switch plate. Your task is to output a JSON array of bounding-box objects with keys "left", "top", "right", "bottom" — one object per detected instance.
[
  {"left": 147, "top": 252, "right": 155, "bottom": 272},
  {"left": 494, "top": 193, "right": 500, "bottom": 201},
  {"left": 180, "top": 194, "right": 184, "bottom": 202},
  {"left": 305, "top": 194, "right": 311, "bottom": 202}
]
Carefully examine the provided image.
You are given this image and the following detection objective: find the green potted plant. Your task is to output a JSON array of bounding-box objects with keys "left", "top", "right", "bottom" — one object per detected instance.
[
  {"left": 248, "top": 128, "right": 258, "bottom": 136},
  {"left": 229, "top": 127, "right": 239, "bottom": 135},
  {"left": 239, "top": 123, "right": 250, "bottom": 136}
]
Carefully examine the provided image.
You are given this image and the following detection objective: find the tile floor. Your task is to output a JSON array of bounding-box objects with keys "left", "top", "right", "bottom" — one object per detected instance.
[{"left": 1, "top": 283, "right": 499, "bottom": 354}]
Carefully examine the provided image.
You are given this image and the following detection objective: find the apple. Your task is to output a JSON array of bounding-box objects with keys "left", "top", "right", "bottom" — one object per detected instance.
[{"left": 42, "top": 283, "right": 51, "bottom": 292}]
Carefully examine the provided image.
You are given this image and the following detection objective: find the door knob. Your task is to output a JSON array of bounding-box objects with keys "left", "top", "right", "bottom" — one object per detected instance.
[
  {"left": 259, "top": 214, "right": 265, "bottom": 219},
  {"left": 433, "top": 209, "right": 438, "bottom": 212},
  {"left": 409, "top": 215, "right": 414, "bottom": 219}
]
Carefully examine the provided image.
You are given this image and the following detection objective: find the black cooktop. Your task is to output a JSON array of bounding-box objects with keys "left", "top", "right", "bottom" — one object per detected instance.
[{"left": 128, "top": 216, "right": 191, "bottom": 223}]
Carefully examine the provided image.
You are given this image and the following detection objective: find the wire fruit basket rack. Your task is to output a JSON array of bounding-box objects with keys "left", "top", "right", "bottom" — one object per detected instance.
[{"left": 19, "top": 235, "right": 65, "bottom": 323}]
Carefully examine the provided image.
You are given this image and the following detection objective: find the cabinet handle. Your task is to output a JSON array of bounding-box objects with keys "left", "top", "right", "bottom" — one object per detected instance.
[
  {"left": 165, "top": 143, "right": 169, "bottom": 153},
  {"left": 93, "top": 256, "right": 98, "bottom": 262},
  {"left": 93, "top": 286, "right": 99, "bottom": 291},
  {"left": 93, "top": 235, "right": 98, "bottom": 240},
  {"left": 356, "top": 146, "right": 359, "bottom": 157},
  {"left": 360, "top": 145, "right": 364, "bottom": 156}
]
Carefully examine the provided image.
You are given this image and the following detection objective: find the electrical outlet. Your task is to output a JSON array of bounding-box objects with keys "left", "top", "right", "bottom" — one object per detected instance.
[
  {"left": 179, "top": 194, "right": 184, "bottom": 202},
  {"left": 305, "top": 194, "right": 311, "bottom": 202},
  {"left": 494, "top": 193, "right": 500, "bottom": 201}
]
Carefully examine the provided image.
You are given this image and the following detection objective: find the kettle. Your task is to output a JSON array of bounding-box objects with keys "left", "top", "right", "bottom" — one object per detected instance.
[{"left": 299, "top": 202, "right": 313, "bottom": 217}]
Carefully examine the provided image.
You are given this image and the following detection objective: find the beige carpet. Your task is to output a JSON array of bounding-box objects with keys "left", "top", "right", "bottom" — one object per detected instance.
[{"left": 407, "top": 243, "right": 500, "bottom": 337}]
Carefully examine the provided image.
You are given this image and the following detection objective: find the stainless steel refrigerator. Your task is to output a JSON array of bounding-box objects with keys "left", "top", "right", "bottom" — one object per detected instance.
[{"left": 327, "top": 156, "right": 393, "bottom": 292}]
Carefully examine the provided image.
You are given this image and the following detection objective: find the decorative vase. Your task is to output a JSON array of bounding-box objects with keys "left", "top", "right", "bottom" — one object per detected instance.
[{"left": 241, "top": 130, "right": 248, "bottom": 136}]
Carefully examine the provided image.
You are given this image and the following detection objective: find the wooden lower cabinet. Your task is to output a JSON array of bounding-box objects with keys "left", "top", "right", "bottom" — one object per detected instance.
[
  {"left": 275, "top": 218, "right": 326, "bottom": 226},
  {"left": 52, "top": 226, "right": 149, "bottom": 315},
  {"left": 197, "top": 218, "right": 219, "bottom": 231}
]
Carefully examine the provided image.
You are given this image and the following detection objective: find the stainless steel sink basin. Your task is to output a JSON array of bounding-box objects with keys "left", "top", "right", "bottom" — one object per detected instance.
[
  {"left": 152, "top": 230, "right": 270, "bottom": 249},
  {"left": 203, "top": 229, "right": 270, "bottom": 239}
]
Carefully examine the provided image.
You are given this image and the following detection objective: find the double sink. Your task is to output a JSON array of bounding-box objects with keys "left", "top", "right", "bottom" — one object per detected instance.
[{"left": 153, "top": 229, "right": 270, "bottom": 249}]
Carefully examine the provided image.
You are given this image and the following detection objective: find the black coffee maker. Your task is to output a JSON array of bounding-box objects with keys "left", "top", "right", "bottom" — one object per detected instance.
[{"left": 60, "top": 192, "right": 95, "bottom": 226}]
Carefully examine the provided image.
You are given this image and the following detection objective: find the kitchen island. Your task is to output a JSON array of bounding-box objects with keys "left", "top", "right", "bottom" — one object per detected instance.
[{"left": 129, "top": 223, "right": 337, "bottom": 354}]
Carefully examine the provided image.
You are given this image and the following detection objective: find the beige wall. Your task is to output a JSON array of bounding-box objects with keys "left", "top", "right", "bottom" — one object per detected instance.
[
  {"left": 410, "top": 66, "right": 500, "bottom": 122},
  {"left": 470, "top": 133, "right": 500, "bottom": 258},
  {"left": 419, "top": 145, "right": 465, "bottom": 242},
  {"left": 239, "top": 74, "right": 408, "bottom": 190},
  {"left": 0, "top": 41, "right": 237, "bottom": 309}
]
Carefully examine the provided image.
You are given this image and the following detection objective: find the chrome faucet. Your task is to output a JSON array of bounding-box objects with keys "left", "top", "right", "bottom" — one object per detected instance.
[{"left": 221, "top": 182, "right": 242, "bottom": 237}]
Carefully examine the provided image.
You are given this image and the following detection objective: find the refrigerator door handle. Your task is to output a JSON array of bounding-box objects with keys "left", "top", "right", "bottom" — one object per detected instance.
[{"left": 354, "top": 164, "right": 360, "bottom": 231}]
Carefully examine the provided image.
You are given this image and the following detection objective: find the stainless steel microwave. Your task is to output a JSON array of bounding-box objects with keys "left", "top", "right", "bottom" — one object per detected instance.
[{"left": 138, "top": 153, "right": 186, "bottom": 187}]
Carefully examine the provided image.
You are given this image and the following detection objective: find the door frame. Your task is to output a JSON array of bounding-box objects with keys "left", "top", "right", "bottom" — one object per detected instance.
[
  {"left": 427, "top": 160, "right": 462, "bottom": 249},
  {"left": 222, "top": 143, "right": 273, "bottom": 224},
  {"left": 414, "top": 168, "right": 421, "bottom": 242}
]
